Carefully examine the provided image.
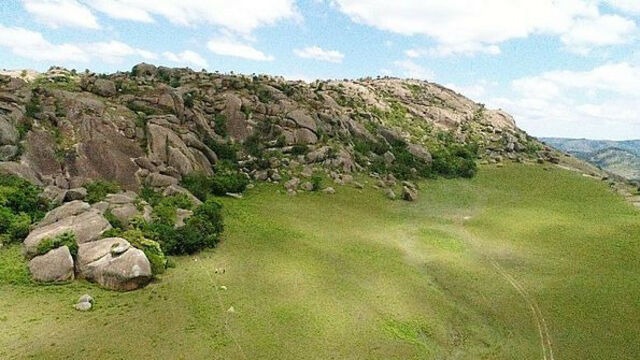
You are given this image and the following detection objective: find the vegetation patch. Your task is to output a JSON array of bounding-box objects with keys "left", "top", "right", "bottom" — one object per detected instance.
[
  {"left": 35, "top": 231, "right": 77, "bottom": 257},
  {"left": 84, "top": 180, "right": 121, "bottom": 204},
  {"left": 0, "top": 175, "right": 49, "bottom": 245}
]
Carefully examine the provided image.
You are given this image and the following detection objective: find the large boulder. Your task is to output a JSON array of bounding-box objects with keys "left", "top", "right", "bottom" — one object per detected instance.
[
  {"left": 92, "top": 79, "right": 116, "bottom": 97},
  {"left": 24, "top": 210, "right": 111, "bottom": 258},
  {"left": 163, "top": 185, "right": 203, "bottom": 206},
  {"left": 407, "top": 144, "right": 433, "bottom": 164},
  {"left": 0, "top": 117, "right": 18, "bottom": 145},
  {"left": 76, "top": 238, "right": 152, "bottom": 291},
  {"left": 223, "top": 94, "right": 249, "bottom": 141},
  {"left": 38, "top": 200, "right": 91, "bottom": 227},
  {"left": 0, "top": 161, "right": 43, "bottom": 185},
  {"left": 28, "top": 246, "right": 74, "bottom": 282}
]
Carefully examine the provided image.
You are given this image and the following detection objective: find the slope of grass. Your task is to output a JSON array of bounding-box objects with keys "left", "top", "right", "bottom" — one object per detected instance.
[{"left": 1, "top": 164, "right": 639, "bottom": 359}]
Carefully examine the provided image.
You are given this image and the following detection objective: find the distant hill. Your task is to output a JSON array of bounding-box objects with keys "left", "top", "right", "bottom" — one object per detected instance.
[{"left": 541, "top": 138, "right": 640, "bottom": 181}]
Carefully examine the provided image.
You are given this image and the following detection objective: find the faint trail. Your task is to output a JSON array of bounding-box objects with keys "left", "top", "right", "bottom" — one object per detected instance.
[
  {"left": 198, "top": 258, "right": 248, "bottom": 360},
  {"left": 437, "top": 223, "right": 555, "bottom": 360},
  {"left": 489, "top": 260, "right": 554, "bottom": 360}
]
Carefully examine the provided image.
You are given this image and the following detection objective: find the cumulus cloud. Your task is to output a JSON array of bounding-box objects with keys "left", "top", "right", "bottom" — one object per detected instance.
[
  {"left": 293, "top": 46, "right": 344, "bottom": 63},
  {"left": 494, "top": 62, "right": 640, "bottom": 140},
  {"left": 607, "top": 0, "right": 640, "bottom": 15},
  {"left": 23, "top": 0, "right": 100, "bottom": 29},
  {"left": 207, "top": 36, "right": 274, "bottom": 61},
  {"left": 86, "top": 41, "right": 157, "bottom": 64},
  {"left": 393, "top": 60, "right": 434, "bottom": 79},
  {"left": 163, "top": 50, "right": 208, "bottom": 68},
  {"left": 0, "top": 25, "right": 155, "bottom": 64},
  {"left": 85, "top": 0, "right": 298, "bottom": 34},
  {"left": 561, "top": 14, "right": 636, "bottom": 54},
  {"left": 333, "top": 0, "right": 637, "bottom": 56}
]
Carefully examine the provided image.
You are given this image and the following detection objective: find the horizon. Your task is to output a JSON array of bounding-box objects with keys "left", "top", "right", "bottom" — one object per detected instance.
[{"left": 0, "top": 0, "right": 639, "bottom": 140}]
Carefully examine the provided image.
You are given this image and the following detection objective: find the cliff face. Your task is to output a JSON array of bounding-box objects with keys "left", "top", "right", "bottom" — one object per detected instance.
[{"left": 0, "top": 64, "right": 547, "bottom": 190}]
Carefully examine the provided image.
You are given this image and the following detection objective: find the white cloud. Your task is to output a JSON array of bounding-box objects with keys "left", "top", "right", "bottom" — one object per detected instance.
[
  {"left": 86, "top": 41, "right": 157, "bottom": 64},
  {"left": 406, "top": 44, "right": 501, "bottom": 58},
  {"left": 293, "top": 46, "right": 344, "bottom": 63},
  {"left": 84, "top": 0, "right": 298, "bottom": 34},
  {"left": 494, "top": 62, "right": 640, "bottom": 140},
  {"left": 607, "top": 0, "right": 640, "bottom": 15},
  {"left": 561, "top": 14, "right": 636, "bottom": 54},
  {"left": 333, "top": 0, "right": 637, "bottom": 56},
  {"left": 163, "top": 50, "right": 208, "bottom": 68},
  {"left": 23, "top": 0, "right": 100, "bottom": 29},
  {"left": 0, "top": 25, "right": 155, "bottom": 64},
  {"left": 393, "top": 59, "right": 434, "bottom": 79},
  {"left": 87, "top": 0, "right": 154, "bottom": 22},
  {"left": 207, "top": 36, "right": 274, "bottom": 61},
  {"left": 0, "top": 24, "right": 87, "bottom": 61}
]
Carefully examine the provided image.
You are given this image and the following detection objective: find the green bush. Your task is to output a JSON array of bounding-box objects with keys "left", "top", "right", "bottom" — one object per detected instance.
[
  {"left": 204, "top": 138, "right": 238, "bottom": 162},
  {"left": 85, "top": 180, "right": 120, "bottom": 204},
  {"left": 7, "top": 213, "right": 31, "bottom": 243},
  {"left": 311, "top": 174, "right": 323, "bottom": 191},
  {"left": 177, "top": 199, "right": 223, "bottom": 254},
  {"left": 290, "top": 145, "right": 309, "bottom": 156},
  {"left": 137, "top": 199, "right": 224, "bottom": 255},
  {"left": 104, "top": 209, "right": 124, "bottom": 230},
  {"left": 0, "top": 175, "right": 47, "bottom": 219},
  {"left": 210, "top": 172, "right": 249, "bottom": 196},
  {"left": 36, "top": 231, "right": 77, "bottom": 257},
  {"left": 140, "top": 186, "right": 163, "bottom": 207},
  {"left": 0, "top": 175, "right": 48, "bottom": 243},
  {"left": 181, "top": 169, "right": 249, "bottom": 201},
  {"left": 213, "top": 114, "right": 228, "bottom": 137},
  {"left": 353, "top": 138, "right": 389, "bottom": 156},
  {"left": 180, "top": 173, "right": 211, "bottom": 201},
  {"left": 121, "top": 229, "right": 167, "bottom": 275}
]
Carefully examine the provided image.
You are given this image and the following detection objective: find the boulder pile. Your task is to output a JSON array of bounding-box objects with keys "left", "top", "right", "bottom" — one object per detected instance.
[{"left": 23, "top": 199, "right": 153, "bottom": 291}]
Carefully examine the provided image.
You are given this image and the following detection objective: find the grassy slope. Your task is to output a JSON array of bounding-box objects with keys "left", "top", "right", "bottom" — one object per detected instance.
[{"left": 1, "top": 164, "right": 639, "bottom": 359}]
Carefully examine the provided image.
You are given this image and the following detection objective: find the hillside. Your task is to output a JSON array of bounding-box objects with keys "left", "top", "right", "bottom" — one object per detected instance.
[
  {"left": 541, "top": 138, "right": 640, "bottom": 181},
  {"left": 1, "top": 66, "right": 639, "bottom": 359},
  {"left": 2, "top": 164, "right": 640, "bottom": 359}
]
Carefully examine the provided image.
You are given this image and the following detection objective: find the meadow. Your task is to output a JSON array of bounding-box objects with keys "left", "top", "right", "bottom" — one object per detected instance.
[{"left": 1, "top": 164, "right": 639, "bottom": 359}]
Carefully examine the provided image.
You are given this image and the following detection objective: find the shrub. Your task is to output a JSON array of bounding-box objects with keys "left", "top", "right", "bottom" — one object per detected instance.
[
  {"left": 181, "top": 170, "right": 249, "bottom": 201},
  {"left": 85, "top": 180, "right": 120, "bottom": 204},
  {"left": 204, "top": 138, "right": 238, "bottom": 162},
  {"left": 104, "top": 209, "right": 124, "bottom": 230},
  {"left": 180, "top": 173, "right": 211, "bottom": 201},
  {"left": 290, "top": 145, "right": 309, "bottom": 156},
  {"left": 0, "top": 175, "right": 46, "bottom": 216},
  {"left": 140, "top": 186, "right": 163, "bottom": 207},
  {"left": 138, "top": 198, "right": 224, "bottom": 256},
  {"left": 353, "top": 138, "right": 389, "bottom": 156},
  {"left": 121, "top": 229, "right": 167, "bottom": 275},
  {"left": 7, "top": 213, "right": 31, "bottom": 243},
  {"left": 36, "top": 231, "right": 77, "bottom": 257},
  {"left": 311, "top": 174, "right": 323, "bottom": 191},
  {"left": 210, "top": 172, "right": 249, "bottom": 196},
  {"left": 176, "top": 199, "right": 223, "bottom": 254},
  {"left": 257, "top": 87, "right": 272, "bottom": 103},
  {"left": 25, "top": 94, "right": 41, "bottom": 118},
  {"left": 213, "top": 114, "right": 228, "bottom": 137}
]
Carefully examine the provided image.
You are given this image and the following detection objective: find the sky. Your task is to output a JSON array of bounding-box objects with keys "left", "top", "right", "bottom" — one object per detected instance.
[{"left": 0, "top": 0, "right": 639, "bottom": 140}]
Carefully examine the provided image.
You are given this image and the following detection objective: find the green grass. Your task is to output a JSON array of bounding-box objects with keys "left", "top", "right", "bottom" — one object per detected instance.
[{"left": 1, "top": 164, "right": 639, "bottom": 359}]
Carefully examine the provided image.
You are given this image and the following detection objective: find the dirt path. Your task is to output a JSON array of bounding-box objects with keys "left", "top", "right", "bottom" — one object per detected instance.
[
  {"left": 489, "top": 259, "right": 554, "bottom": 360},
  {"left": 440, "top": 223, "right": 556, "bottom": 360},
  {"left": 198, "top": 258, "right": 248, "bottom": 360}
]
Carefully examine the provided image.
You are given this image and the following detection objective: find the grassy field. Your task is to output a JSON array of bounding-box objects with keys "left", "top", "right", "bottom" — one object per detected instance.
[{"left": 1, "top": 164, "right": 639, "bottom": 359}]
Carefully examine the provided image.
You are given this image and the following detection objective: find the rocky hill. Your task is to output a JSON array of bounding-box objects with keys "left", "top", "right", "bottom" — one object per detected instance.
[
  {"left": 541, "top": 137, "right": 640, "bottom": 181},
  {"left": 0, "top": 64, "right": 551, "bottom": 191},
  {"left": 0, "top": 64, "right": 574, "bottom": 291}
]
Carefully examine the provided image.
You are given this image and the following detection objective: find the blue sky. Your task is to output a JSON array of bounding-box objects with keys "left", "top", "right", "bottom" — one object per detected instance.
[{"left": 0, "top": 0, "right": 639, "bottom": 140}]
